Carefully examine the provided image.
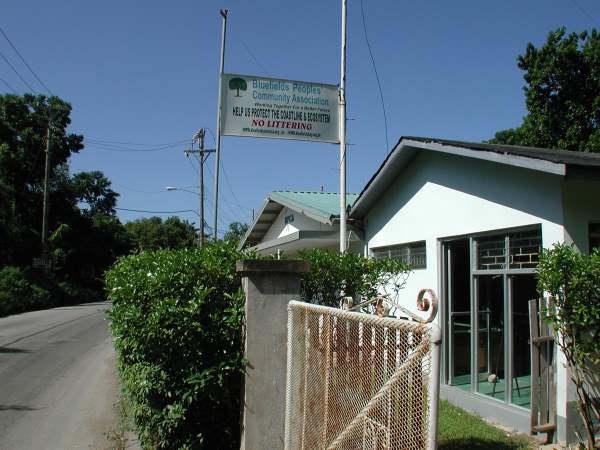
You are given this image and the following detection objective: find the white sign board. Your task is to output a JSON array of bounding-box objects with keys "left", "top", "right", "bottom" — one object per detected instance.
[{"left": 220, "top": 73, "right": 340, "bottom": 143}]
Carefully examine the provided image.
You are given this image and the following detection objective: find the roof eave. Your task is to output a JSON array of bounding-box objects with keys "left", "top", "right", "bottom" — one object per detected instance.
[{"left": 350, "top": 138, "right": 568, "bottom": 219}]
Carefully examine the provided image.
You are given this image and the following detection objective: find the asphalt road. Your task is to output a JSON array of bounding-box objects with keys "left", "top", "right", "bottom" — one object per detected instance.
[{"left": 0, "top": 302, "right": 123, "bottom": 450}]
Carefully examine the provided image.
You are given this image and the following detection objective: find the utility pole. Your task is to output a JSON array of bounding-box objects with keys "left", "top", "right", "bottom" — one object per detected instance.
[
  {"left": 213, "top": 9, "right": 228, "bottom": 240},
  {"left": 339, "top": 0, "right": 348, "bottom": 254},
  {"left": 41, "top": 115, "right": 52, "bottom": 263},
  {"left": 185, "top": 129, "right": 215, "bottom": 247}
]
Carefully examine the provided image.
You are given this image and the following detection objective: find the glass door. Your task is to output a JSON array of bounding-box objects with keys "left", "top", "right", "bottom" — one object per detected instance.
[
  {"left": 445, "top": 239, "right": 471, "bottom": 388},
  {"left": 509, "top": 274, "right": 537, "bottom": 408},
  {"left": 476, "top": 274, "right": 505, "bottom": 401}
]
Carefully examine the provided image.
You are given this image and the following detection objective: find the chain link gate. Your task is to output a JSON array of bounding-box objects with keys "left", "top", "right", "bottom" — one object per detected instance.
[{"left": 284, "top": 300, "right": 441, "bottom": 450}]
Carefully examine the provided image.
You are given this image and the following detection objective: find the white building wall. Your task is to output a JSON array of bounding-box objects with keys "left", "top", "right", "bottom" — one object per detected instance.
[
  {"left": 262, "top": 206, "right": 335, "bottom": 242},
  {"left": 358, "top": 149, "right": 600, "bottom": 444},
  {"left": 364, "top": 150, "right": 565, "bottom": 323}
]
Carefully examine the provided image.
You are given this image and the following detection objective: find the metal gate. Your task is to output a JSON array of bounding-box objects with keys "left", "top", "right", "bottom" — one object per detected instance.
[{"left": 284, "top": 301, "right": 441, "bottom": 450}]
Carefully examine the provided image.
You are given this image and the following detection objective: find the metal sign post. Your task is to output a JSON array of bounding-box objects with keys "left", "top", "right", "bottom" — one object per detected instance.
[
  {"left": 213, "top": 9, "right": 227, "bottom": 240},
  {"left": 339, "top": 0, "right": 348, "bottom": 254}
]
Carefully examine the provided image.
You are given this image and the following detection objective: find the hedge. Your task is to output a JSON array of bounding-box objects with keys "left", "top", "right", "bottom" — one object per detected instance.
[{"left": 105, "top": 241, "right": 247, "bottom": 450}]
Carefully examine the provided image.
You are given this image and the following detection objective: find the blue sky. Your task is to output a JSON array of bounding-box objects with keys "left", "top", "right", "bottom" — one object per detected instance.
[{"left": 2, "top": 0, "right": 598, "bottom": 236}]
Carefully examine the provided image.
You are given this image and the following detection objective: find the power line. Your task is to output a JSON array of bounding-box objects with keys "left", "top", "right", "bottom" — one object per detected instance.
[
  {"left": 113, "top": 183, "right": 168, "bottom": 194},
  {"left": 360, "top": 0, "right": 389, "bottom": 155},
  {"left": 0, "top": 49, "right": 37, "bottom": 93},
  {"left": 86, "top": 139, "right": 188, "bottom": 152},
  {"left": 116, "top": 207, "right": 199, "bottom": 215},
  {"left": 241, "top": 40, "right": 270, "bottom": 76},
  {"left": 0, "top": 76, "right": 17, "bottom": 94},
  {"left": 221, "top": 160, "right": 254, "bottom": 215},
  {"left": 568, "top": 0, "right": 599, "bottom": 26},
  {"left": 0, "top": 26, "right": 53, "bottom": 95},
  {"left": 86, "top": 138, "right": 189, "bottom": 147}
]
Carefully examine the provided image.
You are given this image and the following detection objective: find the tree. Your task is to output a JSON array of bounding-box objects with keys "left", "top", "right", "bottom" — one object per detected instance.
[
  {"left": 223, "top": 221, "right": 248, "bottom": 244},
  {"left": 71, "top": 171, "right": 119, "bottom": 216},
  {"left": 125, "top": 216, "right": 197, "bottom": 251},
  {"left": 0, "top": 94, "right": 83, "bottom": 266},
  {"left": 0, "top": 93, "right": 130, "bottom": 303},
  {"left": 490, "top": 28, "right": 600, "bottom": 152},
  {"left": 537, "top": 245, "right": 600, "bottom": 449},
  {"left": 228, "top": 78, "right": 247, "bottom": 97}
]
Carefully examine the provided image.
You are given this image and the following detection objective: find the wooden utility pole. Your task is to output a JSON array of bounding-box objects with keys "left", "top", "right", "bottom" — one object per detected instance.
[
  {"left": 41, "top": 117, "right": 51, "bottom": 262},
  {"left": 185, "top": 129, "right": 215, "bottom": 247}
]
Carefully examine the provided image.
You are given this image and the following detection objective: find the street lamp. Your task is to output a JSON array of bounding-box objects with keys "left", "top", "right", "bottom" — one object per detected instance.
[{"left": 165, "top": 186, "right": 206, "bottom": 247}]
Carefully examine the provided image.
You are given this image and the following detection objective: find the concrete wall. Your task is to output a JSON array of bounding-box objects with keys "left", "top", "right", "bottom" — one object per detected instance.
[{"left": 237, "top": 259, "right": 309, "bottom": 450}]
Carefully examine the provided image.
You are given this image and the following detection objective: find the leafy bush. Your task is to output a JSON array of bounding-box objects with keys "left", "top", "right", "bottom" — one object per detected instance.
[
  {"left": 105, "top": 241, "right": 247, "bottom": 450},
  {"left": 299, "top": 249, "right": 411, "bottom": 307},
  {"left": 537, "top": 244, "right": 600, "bottom": 449},
  {"left": 0, "top": 266, "right": 51, "bottom": 316}
]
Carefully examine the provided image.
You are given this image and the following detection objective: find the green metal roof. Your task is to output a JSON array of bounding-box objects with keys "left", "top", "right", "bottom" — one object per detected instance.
[{"left": 269, "top": 191, "right": 359, "bottom": 223}]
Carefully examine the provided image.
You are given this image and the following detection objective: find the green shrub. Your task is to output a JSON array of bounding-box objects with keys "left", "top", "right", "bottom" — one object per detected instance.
[
  {"left": 299, "top": 249, "right": 411, "bottom": 307},
  {"left": 0, "top": 266, "right": 51, "bottom": 316},
  {"left": 105, "top": 241, "right": 247, "bottom": 450},
  {"left": 537, "top": 244, "right": 600, "bottom": 449}
]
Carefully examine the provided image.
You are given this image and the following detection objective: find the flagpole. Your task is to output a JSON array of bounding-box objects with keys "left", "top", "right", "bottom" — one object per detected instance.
[{"left": 339, "top": 0, "right": 348, "bottom": 253}]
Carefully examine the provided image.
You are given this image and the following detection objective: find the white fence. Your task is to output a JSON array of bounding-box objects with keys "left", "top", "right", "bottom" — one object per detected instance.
[{"left": 284, "top": 301, "right": 441, "bottom": 450}]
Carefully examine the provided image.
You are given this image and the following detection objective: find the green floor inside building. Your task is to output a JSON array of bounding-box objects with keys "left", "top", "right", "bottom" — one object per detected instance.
[{"left": 452, "top": 374, "right": 531, "bottom": 409}]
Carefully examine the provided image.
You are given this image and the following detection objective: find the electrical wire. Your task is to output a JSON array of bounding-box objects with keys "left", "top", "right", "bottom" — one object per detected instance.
[
  {"left": 86, "top": 138, "right": 189, "bottom": 152},
  {"left": 0, "top": 49, "right": 37, "bottom": 93},
  {"left": 113, "top": 183, "right": 168, "bottom": 194},
  {"left": 116, "top": 207, "right": 199, "bottom": 215},
  {"left": 86, "top": 138, "right": 188, "bottom": 147},
  {"left": 568, "top": 0, "right": 599, "bottom": 26},
  {"left": 0, "top": 76, "right": 17, "bottom": 94},
  {"left": 0, "top": 26, "right": 53, "bottom": 95},
  {"left": 220, "top": 160, "right": 254, "bottom": 216},
  {"left": 241, "top": 41, "right": 271, "bottom": 76},
  {"left": 202, "top": 128, "right": 252, "bottom": 218},
  {"left": 360, "top": 0, "right": 390, "bottom": 155}
]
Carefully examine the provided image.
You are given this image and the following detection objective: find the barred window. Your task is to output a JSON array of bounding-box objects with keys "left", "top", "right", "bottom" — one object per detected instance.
[
  {"left": 475, "top": 227, "right": 541, "bottom": 271},
  {"left": 371, "top": 241, "right": 427, "bottom": 269}
]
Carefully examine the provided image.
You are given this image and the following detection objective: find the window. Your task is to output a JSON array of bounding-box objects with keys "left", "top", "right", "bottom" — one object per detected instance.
[
  {"left": 371, "top": 241, "right": 427, "bottom": 269},
  {"left": 590, "top": 223, "right": 600, "bottom": 252},
  {"left": 476, "top": 228, "right": 541, "bottom": 271}
]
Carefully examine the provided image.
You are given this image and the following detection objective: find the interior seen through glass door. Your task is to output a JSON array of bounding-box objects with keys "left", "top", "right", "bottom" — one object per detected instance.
[
  {"left": 476, "top": 274, "right": 505, "bottom": 401},
  {"left": 446, "top": 239, "right": 471, "bottom": 388}
]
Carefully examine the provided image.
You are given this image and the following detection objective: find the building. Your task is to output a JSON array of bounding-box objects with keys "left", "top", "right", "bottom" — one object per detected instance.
[
  {"left": 349, "top": 136, "right": 600, "bottom": 444},
  {"left": 239, "top": 190, "right": 361, "bottom": 256}
]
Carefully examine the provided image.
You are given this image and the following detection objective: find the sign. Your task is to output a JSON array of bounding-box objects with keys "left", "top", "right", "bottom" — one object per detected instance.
[{"left": 220, "top": 73, "right": 339, "bottom": 143}]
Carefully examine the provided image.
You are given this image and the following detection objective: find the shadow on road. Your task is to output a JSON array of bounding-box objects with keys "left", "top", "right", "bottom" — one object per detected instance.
[
  {"left": 0, "top": 405, "right": 40, "bottom": 411},
  {"left": 0, "top": 347, "right": 31, "bottom": 354}
]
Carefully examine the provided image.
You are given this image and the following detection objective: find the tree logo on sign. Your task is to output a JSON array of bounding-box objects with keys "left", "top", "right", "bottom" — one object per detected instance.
[{"left": 228, "top": 77, "right": 247, "bottom": 97}]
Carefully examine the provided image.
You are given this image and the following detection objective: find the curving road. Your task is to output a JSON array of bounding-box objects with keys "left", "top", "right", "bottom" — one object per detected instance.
[{"left": 0, "top": 302, "right": 122, "bottom": 450}]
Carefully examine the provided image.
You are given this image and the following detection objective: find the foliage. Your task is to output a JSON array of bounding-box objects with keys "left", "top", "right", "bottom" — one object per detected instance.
[
  {"left": 71, "top": 170, "right": 119, "bottom": 216},
  {"left": 536, "top": 244, "right": 600, "bottom": 448},
  {"left": 298, "top": 249, "right": 411, "bottom": 307},
  {"left": 105, "top": 240, "right": 248, "bottom": 450},
  {"left": 438, "top": 400, "right": 534, "bottom": 450},
  {"left": 125, "top": 216, "right": 197, "bottom": 251},
  {"left": 223, "top": 221, "right": 248, "bottom": 244},
  {"left": 490, "top": 28, "right": 600, "bottom": 152},
  {"left": 0, "top": 266, "right": 50, "bottom": 316}
]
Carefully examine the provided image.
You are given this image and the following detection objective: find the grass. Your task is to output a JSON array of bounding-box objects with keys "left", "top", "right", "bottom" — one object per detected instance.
[{"left": 438, "top": 400, "right": 536, "bottom": 450}]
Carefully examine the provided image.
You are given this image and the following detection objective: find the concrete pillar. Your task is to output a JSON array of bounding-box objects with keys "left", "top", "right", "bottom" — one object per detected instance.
[{"left": 236, "top": 259, "right": 310, "bottom": 450}]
